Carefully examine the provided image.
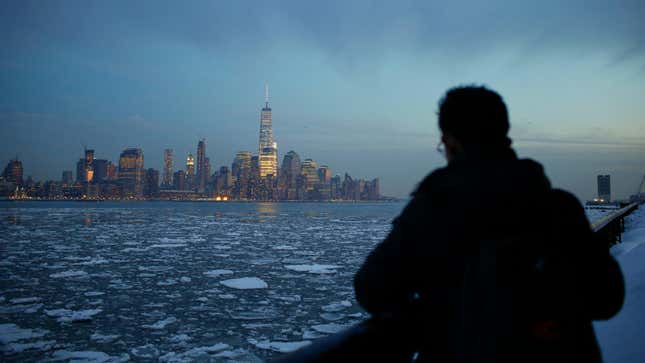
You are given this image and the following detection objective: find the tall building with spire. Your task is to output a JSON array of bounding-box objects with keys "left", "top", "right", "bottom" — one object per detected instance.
[
  {"left": 258, "top": 83, "right": 278, "bottom": 178},
  {"left": 196, "top": 139, "right": 207, "bottom": 192}
]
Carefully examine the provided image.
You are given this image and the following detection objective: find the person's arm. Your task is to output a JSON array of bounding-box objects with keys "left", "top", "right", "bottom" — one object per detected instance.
[
  {"left": 549, "top": 190, "right": 625, "bottom": 320},
  {"left": 353, "top": 194, "right": 429, "bottom": 317}
]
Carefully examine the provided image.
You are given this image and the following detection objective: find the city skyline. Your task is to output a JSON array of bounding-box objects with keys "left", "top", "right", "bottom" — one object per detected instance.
[
  {"left": 0, "top": 89, "right": 381, "bottom": 201},
  {"left": 1, "top": 1, "right": 645, "bottom": 199}
]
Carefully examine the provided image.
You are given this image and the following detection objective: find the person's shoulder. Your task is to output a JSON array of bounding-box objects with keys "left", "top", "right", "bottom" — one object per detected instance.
[{"left": 412, "top": 166, "right": 452, "bottom": 197}]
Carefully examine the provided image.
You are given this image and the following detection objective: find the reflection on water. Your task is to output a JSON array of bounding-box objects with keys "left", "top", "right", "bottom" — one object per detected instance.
[{"left": 256, "top": 202, "right": 278, "bottom": 215}]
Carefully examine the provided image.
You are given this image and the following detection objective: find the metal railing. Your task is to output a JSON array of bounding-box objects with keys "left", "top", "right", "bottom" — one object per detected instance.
[
  {"left": 591, "top": 203, "right": 639, "bottom": 246},
  {"left": 272, "top": 203, "right": 640, "bottom": 362}
]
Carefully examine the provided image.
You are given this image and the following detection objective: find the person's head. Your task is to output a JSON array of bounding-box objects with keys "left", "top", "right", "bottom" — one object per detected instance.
[{"left": 437, "top": 85, "right": 511, "bottom": 162}]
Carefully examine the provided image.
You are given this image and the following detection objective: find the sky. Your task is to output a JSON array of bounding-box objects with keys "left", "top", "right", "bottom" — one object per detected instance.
[{"left": 1, "top": 0, "right": 644, "bottom": 199}]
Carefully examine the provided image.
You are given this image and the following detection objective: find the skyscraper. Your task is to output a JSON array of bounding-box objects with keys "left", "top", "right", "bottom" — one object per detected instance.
[
  {"left": 162, "top": 149, "right": 173, "bottom": 188},
  {"left": 2, "top": 158, "right": 23, "bottom": 186},
  {"left": 196, "top": 139, "right": 207, "bottom": 192},
  {"left": 118, "top": 148, "right": 144, "bottom": 197},
  {"left": 598, "top": 174, "right": 611, "bottom": 202},
  {"left": 185, "top": 153, "right": 195, "bottom": 190},
  {"left": 279, "top": 151, "right": 301, "bottom": 200},
  {"left": 258, "top": 83, "right": 278, "bottom": 178},
  {"left": 232, "top": 151, "right": 252, "bottom": 199},
  {"left": 92, "top": 159, "right": 109, "bottom": 182},
  {"left": 84, "top": 149, "right": 94, "bottom": 183}
]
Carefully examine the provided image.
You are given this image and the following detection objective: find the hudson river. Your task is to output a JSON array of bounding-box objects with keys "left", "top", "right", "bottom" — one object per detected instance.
[{"left": 0, "top": 201, "right": 404, "bottom": 362}]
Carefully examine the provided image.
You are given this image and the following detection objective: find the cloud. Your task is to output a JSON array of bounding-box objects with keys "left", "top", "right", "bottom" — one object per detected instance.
[{"left": 2, "top": 0, "right": 644, "bottom": 69}]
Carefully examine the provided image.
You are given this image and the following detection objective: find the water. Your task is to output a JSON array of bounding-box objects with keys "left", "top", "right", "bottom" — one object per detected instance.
[{"left": 0, "top": 201, "right": 404, "bottom": 362}]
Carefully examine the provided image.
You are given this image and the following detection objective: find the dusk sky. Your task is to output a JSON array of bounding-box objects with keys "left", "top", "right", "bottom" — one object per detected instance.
[{"left": 1, "top": 0, "right": 644, "bottom": 199}]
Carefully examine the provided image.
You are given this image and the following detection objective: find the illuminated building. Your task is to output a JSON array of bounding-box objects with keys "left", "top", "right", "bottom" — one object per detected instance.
[
  {"left": 598, "top": 175, "right": 611, "bottom": 202},
  {"left": 2, "top": 158, "right": 23, "bottom": 186},
  {"left": 258, "top": 83, "right": 278, "bottom": 178},
  {"left": 118, "top": 148, "right": 144, "bottom": 197},
  {"left": 185, "top": 153, "right": 195, "bottom": 190},
  {"left": 162, "top": 149, "right": 173, "bottom": 188},
  {"left": 75, "top": 148, "right": 94, "bottom": 183},
  {"left": 196, "top": 139, "right": 207, "bottom": 192}
]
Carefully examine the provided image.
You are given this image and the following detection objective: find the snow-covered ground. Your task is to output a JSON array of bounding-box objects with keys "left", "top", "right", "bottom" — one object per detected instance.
[
  {"left": 595, "top": 205, "right": 645, "bottom": 363},
  {"left": 0, "top": 201, "right": 401, "bottom": 362}
]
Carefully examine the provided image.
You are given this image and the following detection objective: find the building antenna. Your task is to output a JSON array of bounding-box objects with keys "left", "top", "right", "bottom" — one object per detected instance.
[{"left": 265, "top": 82, "right": 269, "bottom": 107}]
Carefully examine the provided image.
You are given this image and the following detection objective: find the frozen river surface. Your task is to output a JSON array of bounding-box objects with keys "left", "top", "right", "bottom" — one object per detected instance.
[{"left": 0, "top": 201, "right": 403, "bottom": 362}]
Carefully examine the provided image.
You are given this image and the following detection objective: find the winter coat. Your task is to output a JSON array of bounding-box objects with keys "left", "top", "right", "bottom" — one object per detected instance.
[{"left": 353, "top": 147, "right": 624, "bottom": 363}]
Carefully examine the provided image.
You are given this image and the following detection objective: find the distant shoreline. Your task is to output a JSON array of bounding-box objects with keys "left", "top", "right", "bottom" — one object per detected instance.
[{"left": 0, "top": 198, "right": 404, "bottom": 203}]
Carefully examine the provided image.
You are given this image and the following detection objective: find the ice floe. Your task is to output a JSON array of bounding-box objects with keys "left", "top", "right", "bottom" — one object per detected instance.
[
  {"left": 131, "top": 344, "right": 159, "bottom": 358},
  {"left": 284, "top": 264, "right": 340, "bottom": 274},
  {"left": 158, "top": 343, "right": 230, "bottom": 362},
  {"left": 220, "top": 277, "right": 268, "bottom": 289},
  {"left": 248, "top": 338, "right": 311, "bottom": 353},
  {"left": 0, "top": 323, "right": 48, "bottom": 343},
  {"left": 321, "top": 300, "right": 352, "bottom": 312},
  {"left": 45, "top": 308, "right": 102, "bottom": 323},
  {"left": 311, "top": 323, "right": 353, "bottom": 334},
  {"left": 143, "top": 317, "right": 177, "bottom": 329},
  {"left": 90, "top": 332, "right": 120, "bottom": 343},
  {"left": 9, "top": 297, "right": 40, "bottom": 304},
  {"left": 203, "top": 269, "right": 234, "bottom": 277},
  {"left": 49, "top": 270, "right": 88, "bottom": 278},
  {"left": 48, "top": 350, "right": 130, "bottom": 363}
]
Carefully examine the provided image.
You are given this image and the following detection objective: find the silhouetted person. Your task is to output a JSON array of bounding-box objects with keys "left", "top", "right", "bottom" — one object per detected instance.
[{"left": 354, "top": 86, "right": 624, "bottom": 363}]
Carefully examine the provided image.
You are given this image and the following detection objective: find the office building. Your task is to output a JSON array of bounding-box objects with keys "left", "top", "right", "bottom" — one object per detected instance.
[
  {"left": 118, "top": 148, "right": 144, "bottom": 197},
  {"left": 62, "top": 170, "right": 73, "bottom": 185},
  {"left": 196, "top": 139, "right": 207, "bottom": 192},
  {"left": 2, "top": 158, "right": 23, "bottom": 186},
  {"left": 162, "top": 149, "right": 173, "bottom": 188},
  {"left": 598, "top": 174, "right": 611, "bottom": 202}
]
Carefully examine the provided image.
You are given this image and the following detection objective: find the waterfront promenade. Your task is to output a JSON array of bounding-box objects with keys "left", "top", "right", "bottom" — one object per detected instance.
[{"left": 595, "top": 206, "right": 645, "bottom": 362}]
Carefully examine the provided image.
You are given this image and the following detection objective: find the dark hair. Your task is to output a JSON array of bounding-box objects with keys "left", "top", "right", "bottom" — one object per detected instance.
[{"left": 438, "top": 85, "right": 511, "bottom": 148}]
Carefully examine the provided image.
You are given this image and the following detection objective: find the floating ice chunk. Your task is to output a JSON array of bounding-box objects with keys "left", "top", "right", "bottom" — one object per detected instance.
[
  {"left": 0, "top": 323, "right": 48, "bottom": 343},
  {"left": 0, "top": 303, "right": 44, "bottom": 314},
  {"left": 204, "top": 269, "right": 234, "bottom": 277},
  {"left": 131, "top": 344, "right": 159, "bottom": 358},
  {"left": 148, "top": 243, "right": 187, "bottom": 249},
  {"left": 321, "top": 300, "right": 352, "bottom": 312},
  {"left": 49, "top": 350, "right": 130, "bottom": 363},
  {"left": 10, "top": 297, "right": 40, "bottom": 304},
  {"left": 168, "top": 333, "right": 191, "bottom": 343},
  {"left": 284, "top": 264, "right": 340, "bottom": 274},
  {"left": 143, "top": 317, "right": 177, "bottom": 329},
  {"left": 303, "top": 330, "right": 327, "bottom": 339},
  {"left": 157, "top": 278, "right": 178, "bottom": 286},
  {"left": 320, "top": 312, "right": 345, "bottom": 321},
  {"left": 74, "top": 257, "right": 109, "bottom": 266},
  {"left": 195, "top": 297, "right": 208, "bottom": 302},
  {"left": 49, "top": 270, "right": 88, "bottom": 278},
  {"left": 218, "top": 294, "right": 236, "bottom": 299},
  {"left": 179, "top": 276, "right": 191, "bottom": 283},
  {"left": 274, "top": 245, "right": 296, "bottom": 250},
  {"left": 220, "top": 277, "right": 268, "bottom": 289},
  {"left": 159, "top": 343, "right": 230, "bottom": 362},
  {"left": 1, "top": 340, "right": 56, "bottom": 353},
  {"left": 311, "top": 323, "right": 353, "bottom": 334},
  {"left": 45, "top": 309, "right": 102, "bottom": 323},
  {"left": 84, "top": 292, "right": 105, "bottom": 297},
  {"left": 248, "top": 338, "right": 311, "bottom": 353},
  {"left": 90, "top": 332, "right": 120, "bottom": 343}
]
